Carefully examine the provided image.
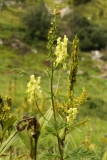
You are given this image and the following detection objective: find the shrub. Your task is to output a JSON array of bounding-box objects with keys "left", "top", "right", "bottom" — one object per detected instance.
[
  {"left": 21, "top": 0, "right": 52, "bottom": 43},
  {"left": 78, "top": 26, "right": 107, "bottom": 51},
  {"left": 80, "top": 97, "right": 107, "bottom": 120},
  {"left": 73, "top": 0, "right": 91, "bottom": 6},
  {"left": 66, "top": 13, "right": 107, "bottom": 51}
]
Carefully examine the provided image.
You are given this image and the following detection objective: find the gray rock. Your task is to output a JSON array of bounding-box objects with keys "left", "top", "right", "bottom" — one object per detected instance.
[
  {"left": 91, "top": 50, "right": 103, "bottom": 60},
  {"left": 60, "top": 6, "right": 71, "bottom": 18},
  {"left": 0, "top": 39, "right": 3, "bottom": 45},
  {"left": 31, "top": 49, "right": 38, "bottom": 54}
]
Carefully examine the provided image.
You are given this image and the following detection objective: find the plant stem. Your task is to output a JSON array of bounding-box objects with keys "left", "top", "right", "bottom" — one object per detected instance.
[
  {"left": 9, "top": 146, "right": 12, "bottom": 160},
  {"left": 50, "top": 60, "right": 64, "bottom": 160},
  {"left": 33, "top": 135, "right": 39, "bottom": 160},
  {"left": 8, "top": 129, "right": 12, "bottom": 160}
]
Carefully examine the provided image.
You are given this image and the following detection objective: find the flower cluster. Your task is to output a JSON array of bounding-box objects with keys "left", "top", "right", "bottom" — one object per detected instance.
[
  {"left": 55, "top": 87, "right": 87, "bottom": 124},
  {"left": 0, "top": 96, "right": 11, "bottom": 120},
  {"left": 54, "top": 35, "right": 68, "bottom": 69},
  {"left": 67, "top": 107, "right": 78, "bottom": 124},
  {"left": 66, "top": 88, "right": 87, "bottom": 124},
  {"left": 26, "top": 75, "right": 42, "bottom": 104},
  {"left": 54, "top": 99, "right": 67, "bottom": 117}
]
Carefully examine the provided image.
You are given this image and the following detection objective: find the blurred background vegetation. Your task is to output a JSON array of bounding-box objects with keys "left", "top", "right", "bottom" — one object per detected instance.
[{"left": 0, "top": 0, "right": 107, "bottom": 154}]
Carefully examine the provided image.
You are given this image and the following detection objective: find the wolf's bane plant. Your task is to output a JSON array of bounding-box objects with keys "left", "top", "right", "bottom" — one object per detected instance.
[
  {"left": 44, "top": 8, "right": 91, "bottom": 159},
  {"left": 17, "top": 7, "right": 94, "bottom": 160}
]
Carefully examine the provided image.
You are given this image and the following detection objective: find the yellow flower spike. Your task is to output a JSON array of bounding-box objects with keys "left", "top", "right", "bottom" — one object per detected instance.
[
  {"left": 26, "top": 75, "right": 42, "bottom": 104},
  {"left": 54, "top": 35, "right": 68, "bottom": 68}
]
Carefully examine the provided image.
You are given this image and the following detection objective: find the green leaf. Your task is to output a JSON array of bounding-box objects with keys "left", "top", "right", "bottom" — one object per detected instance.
[
  {"left": 69, "top": 120, "right": 90, "bottom": 131},
  {"left": 0, "top": 131, "right": 19, "bottom": 156},
  {"left": 41, "top": 153, "right": 60, "bottom": 159},
  {"left": 0, "top": 154, "right": 9, "bottom": 160},
  {"left": 102, "top": 151, "right": 107, "bottom": 160},
  {"left": 101, "top": 137, "right": 107, "bottom": 144},
  {"left": 18, "top": 130, "right": 31, "bottom": 149},
  {"left": 3, "top": 115, "right": 16, "bottom": 134},
  {"left": 39, "top": 107, "right": 53, "bottom": 132},
  {"left": 0, "top": 156, "right": 10, "bottom": 160},
  {"left": 46, "top": 153, "right": 60, "bottom": 158},
  {"left": 15, "top": 154, "right": 28, "bottom": 160},
  {"left": 59, "top": 127, "right": 65, "bottom": 140},
  {"left": 45, "top": 126, "right": 57, "bottom": 137}
]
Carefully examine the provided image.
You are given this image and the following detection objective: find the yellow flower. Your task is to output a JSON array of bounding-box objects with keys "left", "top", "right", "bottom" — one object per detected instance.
[
  {"left": 54, "top": 35, "right": 68, "bottom": 67},
  {"left": 26, "top": 75, "right": 42, "bottom": 104},
  {"left": 67, "top": 107, "right": 78, "bottom": 124}
]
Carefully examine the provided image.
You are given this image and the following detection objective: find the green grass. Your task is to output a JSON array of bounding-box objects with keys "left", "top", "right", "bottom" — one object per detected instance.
[{"left": 0, "top": 1, "right": 107, "bottom": 157}]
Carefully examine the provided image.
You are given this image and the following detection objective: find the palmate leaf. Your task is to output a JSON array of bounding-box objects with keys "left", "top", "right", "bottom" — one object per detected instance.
[{"left": 0, "top": 131, "right": 19, "bottom": 156}]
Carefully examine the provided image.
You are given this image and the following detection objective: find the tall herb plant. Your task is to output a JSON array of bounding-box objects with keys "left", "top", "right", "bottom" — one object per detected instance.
[
  {"left": 0, "top": 7, "right": 97, "bottom": 160},
  {"left": 16, "top": 7, "right": 93, "bottom": 160}
]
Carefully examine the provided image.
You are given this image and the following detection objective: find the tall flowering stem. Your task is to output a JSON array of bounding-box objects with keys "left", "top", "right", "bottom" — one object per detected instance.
[
  {"left": 67, "top": 35, "right": 79, "bottom": 105},
  {"left": 47, "top": 7, "right": 64, "bottom": 160},
  {"left": 47, "top": 7, "right": 60, "bottom": 58}
]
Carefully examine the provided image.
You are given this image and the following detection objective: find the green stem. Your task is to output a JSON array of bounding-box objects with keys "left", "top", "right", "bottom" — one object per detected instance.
[
  {"left": 8, "top": 129, "right": 12, "bottom": 160},
  {"left": 50, "top": 60, "right": 64, "bottom": 160},
  {"left": 0, "top": 121, "right": 4, "bottom": 145},
  {"left": 9, "top": 146, "right": 12, "bottom": 160}
]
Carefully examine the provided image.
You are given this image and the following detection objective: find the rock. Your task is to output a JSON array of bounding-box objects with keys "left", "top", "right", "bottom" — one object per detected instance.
[
  {"left": 11, "top": 38, "right": 30, "bottom": 54},
  {"left": 77, "top": 70, "right": 84, "bottom": 75},
  {"left": 101, "top": 64, "right": 107, "bottom": 72},
  {"left": 91, "top": 50, "right": 103, "bottom": 60},
  {"left": 18, "top": 6, "right": 22, "bottom": 10},
  {"left": 54, "top": 0, "right": 64, "bottom": 3},
  {"left": 5, "top": 1, "right": 16, "bottom": 7},
  {"left": 11, "top": 38, "right": 27, "bottom": 49},
  {"left": 60, "top": 6, "right": 72, "bottom": 18},
  {"left": 0, "top": 39, "right": 3, "bottom": 45},
  {"left": 81, "top": 57, "right": 85, "bottom": 61},
  {"left": 99, "top": 73, "right": 107, "bottom": 79},
  {"left": 31, "top": 49, "right": 38, "bottom": 54}
]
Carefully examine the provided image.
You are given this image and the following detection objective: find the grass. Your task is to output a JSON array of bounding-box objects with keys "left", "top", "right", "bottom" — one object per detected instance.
[{"left": 0, "top": 1, "right": 107, "bottom": 158}]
